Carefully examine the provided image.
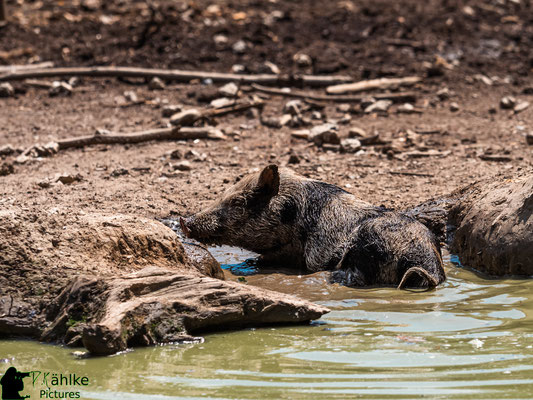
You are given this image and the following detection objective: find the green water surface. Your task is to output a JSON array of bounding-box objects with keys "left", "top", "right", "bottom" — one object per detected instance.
[{"left": 1, "top": 251, "right": 532, "bottom": 400}]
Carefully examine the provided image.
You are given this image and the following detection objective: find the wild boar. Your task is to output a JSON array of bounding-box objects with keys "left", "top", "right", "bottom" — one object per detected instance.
[{"left": 181, "top": 165, "right": 446, "bottom": 289}]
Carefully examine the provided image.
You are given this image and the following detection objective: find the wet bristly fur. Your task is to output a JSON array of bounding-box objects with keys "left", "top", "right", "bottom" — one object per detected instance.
[{"left": 183, "top": 165, "right": 446, "bottom": 289}]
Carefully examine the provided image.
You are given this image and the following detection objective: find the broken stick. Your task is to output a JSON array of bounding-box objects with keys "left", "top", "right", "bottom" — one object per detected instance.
[
  {"left": 251, "top": 83, "right": 416, "bottom": 103},
  {"left": 326, "top": 76, "right": 422, "bottom": 95},
  {"left": 56, "top": 126, "right": 225, "bottom": 150},
  {"left": 0, "top": 66, "right": 353, "bottom": 87}
]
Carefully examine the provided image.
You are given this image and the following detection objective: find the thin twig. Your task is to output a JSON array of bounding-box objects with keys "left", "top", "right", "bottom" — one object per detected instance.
[
  {"left": 251, "top": 83, "right": 416, "bottom": 103},
  {"left": 0, "top": 66, "right": 353, "bottom": 87}
]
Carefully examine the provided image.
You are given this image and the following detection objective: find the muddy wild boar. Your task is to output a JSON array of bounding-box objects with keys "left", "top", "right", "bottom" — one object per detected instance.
[{"left": 181, "top": 165, "right": 446, "bottom": 289}]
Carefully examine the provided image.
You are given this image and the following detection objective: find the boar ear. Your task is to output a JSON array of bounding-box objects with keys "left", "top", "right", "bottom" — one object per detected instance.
[{"left": 257, "top": 164, "right": 280, "bottom": 196}]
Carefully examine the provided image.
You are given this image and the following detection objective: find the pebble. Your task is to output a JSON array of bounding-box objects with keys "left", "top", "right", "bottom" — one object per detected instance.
[
  {"left": 449, "top": 102, "right": 460, "bottom": 112},
  {"left": 148, "top": 77, "right": 166, "bottom": 90},
  {"left": 49, "top": 81, "right": 73, "bottom": 97},
  {"left": 436, "top": 87, "right": 451, "bottom": 101},
  {"left": 310, "top": 123, "right": 340, "bottom": 145},
  {"left": 279, "top": 114, "right": 292, "bottom": 126},
  {"left": 55, "top": 173, "right": 83, "bottom": 184},
  {"left": 218, "top": 82, "right": 239, "bottom": 97},
  {"left": 500, "top": 96, "right": 516, "bottom": 109},
  {"left": 123, "top": 90, "right": 138, "bottom": 103},
  {"left": 397, "top": 103, "right": 421, "bottom": 114},
  {"left": 0, "top": 162, "right": 14, "bottom": 176},
  {"left": 169, "top": 149, "right": 183, "bottom": 159},
  {"left": 231, "top": 64, "right": 246, "bottom": 73},
  {"left": 0, "top": 83, "right": 15, "bottom": 97},
  {"left": 210, "top": 97, "right": 234, "bottom": 109},
  {"left": 340, "top": 138, "right": 362, "bottom": 153},
  {"left": 173, "top": 161, "right": 192, "bottom": 171},
  {"left": 288, "top": 154, "right": 300, "bottom": 164},
  {"left": 111, "top": 168, "right": 129, "bottom": 177},
  {"left": 162, "top": 105, "right": 182, "bottom": 118},
  {"left": 283, "top": 100, "right": 303, "bottom": 116},
  {"left": 213, "top": 34, "right": 228, "bottom": 46},
  {"left": 170, "top": 109, "right": 201, "bottom": 126},
  {"left": 293, "top": 53, "right": 312, "bottom": 67},
  {"left": 526, "top": 133, "right": 533, "bottom": 146},
  {"left": 364, "top": 100, "right": 393, "bottom": 114},
  {"left": 514, "top": 101, "right": 530, "bottom": 114},
  {"left": 232, "top": 40, "right": 247, "bottom": 54},
  {"left": 348, "top": 127, "right": 367, "bottom": 138},
  {"left": 0, "top": 145, "right": 16, "bottom": 156}
]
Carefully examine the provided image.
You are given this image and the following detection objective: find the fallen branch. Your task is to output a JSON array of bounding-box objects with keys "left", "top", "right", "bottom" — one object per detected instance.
[
  {"left": 251, "top": 83, "right": 416, "bottom": 103},
  {"left": 56, "top": 126, "right": 225, "bottom": 150},
  {"left": 0, "top": 66, "right": 353, "bottom": 87},
  {"left": 389, "top": 171, "right": 434, "bottom": 178},
  {"left": 326, "top": 76, "right": 422, "bottom": 95},
  {"left": 0, "top": 62, "right": 54, "bottom": 72}
]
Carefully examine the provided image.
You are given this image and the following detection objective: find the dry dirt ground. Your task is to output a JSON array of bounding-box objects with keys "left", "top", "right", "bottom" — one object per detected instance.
[{"left": 1, "top": 0, "right": 532, "bottom": 224}]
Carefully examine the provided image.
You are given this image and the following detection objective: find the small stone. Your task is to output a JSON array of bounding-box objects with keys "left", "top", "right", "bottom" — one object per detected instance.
[
  {"left": 173, "top": 161, "right": 192, "bottom": 171},
  {"left": 170, "top": 109, "right": 202, "bottom": 126},
  {"left": 474, "top": 74, "right": 493, "bottom": 86},
  {"left": 0, "top": 83, "right": 15, "bottom": 97},
  {"left": 49, "top": 81, "right": 73, "bottom": 97},
  {"left": 231, "top": 64, "right": 246, "bottom": 73},
  {"left": 210, "top": 97, "right": 234, "bottom": 109},
  {"left": 169, "top": 149, "right": 183, "bottom": 159},
  {"left": 360, "top": 97, "right": 376, "bottom": 109},
  {"left": 55, "top": 173, "right": 82, "bottom": 184},
  {"left": 500, "top": 96, "right": 516, "bottom": 109},
  {"left": 337, "top": 103, "right": 351, "bottom": 113},
  {"left": 262, "top": 61, "right": 280, "bottom": 74},
  {"left": 184, "top": 149, "right": 206, "bottom": 161},
  {"left": 397, "top": 103, "right": 422, "bottom": 114},
  {"left": 15, "top": 154, "right": 29, "bottom": 164},
  {"left": 213, "top": 34, "right": 228, "bottom": 46},
  {"left": 111, "top": 168, "right": 129, "bottom": 177},
  {"left": 340, "top": 138, "right": 362, "bottom": 153},
  {"left": 232, "top": 40, "right": 247, "bottom": 54},
  {"left": 338, "top": 114, "right": 352, "bottom": 124},
  {"left": 123, "top": 91, "right": 138, "bottom": 103},
  {"left": 0, "top": 145, "right": 15, "bottom": 156},
  {"left": 283, "top": 100, "right": 303, "bottom": 116},
  {"left": 348, "top": 127, "right": 367, "bottom": 138},
  {"left": 291, "top": 129, "right": 310, "bottom": 140},
  {"left": 436, "top": 87, "right": 450, "bottom": 101},
  {"left": 37, "top": 179, "right": 51, "bottom": 188},
  {"left": 0, "top": 162, "right": 14, "bottom": 176},
  {"left": 148, "top": 77, "right": 166, "bottom": 90},
  {"left": 526, "top": 133, "right": 533, "bottom": 146},
  {"left": 364, "top": 100, "right": 392, "bottom": 114},
  {"left": 310, "top": 123, "right": 340, "bottom": 145},
  {"left": 514, "top": 101, "right": 530, "bottom": 114},
  {"left": 449, "top": 102, "right": 460, "bottom": 112},
  {"left": 162, "top": 105, "right": 182, "bottom": 118},
  {"left": 293, "top": 53, "right": 312, "bottom": 67},
  {"left": 279, "top": 114, "right": 292, "bottom": 126},
  {"left": 288, "top": 154, "right": 300, "bottom": 164},
  {"left": 218, "top": 82, "right": 239, "bottom": 97},
  {"left": 311, "top": 111, "right": 322, "bottom": 120}
]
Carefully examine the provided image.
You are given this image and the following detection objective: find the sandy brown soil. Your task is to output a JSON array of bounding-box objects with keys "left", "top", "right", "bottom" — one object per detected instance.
[{"left": 1, "top": 0, "right": 532, "bottom": 223}]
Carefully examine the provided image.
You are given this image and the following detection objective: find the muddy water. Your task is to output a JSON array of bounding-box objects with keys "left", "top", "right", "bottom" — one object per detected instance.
[{"left": 1, "top": 240, "right": 533, "bottom": 399}]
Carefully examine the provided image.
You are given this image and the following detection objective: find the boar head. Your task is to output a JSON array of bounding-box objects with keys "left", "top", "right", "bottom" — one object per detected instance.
[{"left": 181, "top": 165, "right": 286, "bottom": 252}]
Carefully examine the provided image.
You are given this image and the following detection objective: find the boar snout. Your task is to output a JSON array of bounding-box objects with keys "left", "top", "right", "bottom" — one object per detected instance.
[
  {"left": 180, "top": 213, "right": 222, "bottom": 244},
  {"left": 180, "top": 217, "right": 191, "bottom": 238}
]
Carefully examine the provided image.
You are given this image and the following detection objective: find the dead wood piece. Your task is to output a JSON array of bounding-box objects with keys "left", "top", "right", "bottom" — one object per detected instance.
[
  {"left": 55, "top": 126, "right": 225, "bottom": 150},
  {"left": 0, "top": 66, "right": 353, "bottom": 87},
  {"left": 0, "top": 62, "right": 54, "bottom": 73},
  {"left": 251, "top": 83, "right": 416, "bottom": 103},
  {"left": 390, "top": 171, "right": 434, "bottom": 178},
  {"left": 326, "top": 76, "right": 422, "bottom": 95}
]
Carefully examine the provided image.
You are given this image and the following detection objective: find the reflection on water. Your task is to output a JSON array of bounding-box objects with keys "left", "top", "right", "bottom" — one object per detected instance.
[{"left": 1, "top": 233, "right": 533, "bottom": 399}]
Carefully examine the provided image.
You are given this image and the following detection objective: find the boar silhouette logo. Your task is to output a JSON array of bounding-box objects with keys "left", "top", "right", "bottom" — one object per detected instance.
[{"left": 0, "top": 367, "right": 30, "bottom": 400}]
